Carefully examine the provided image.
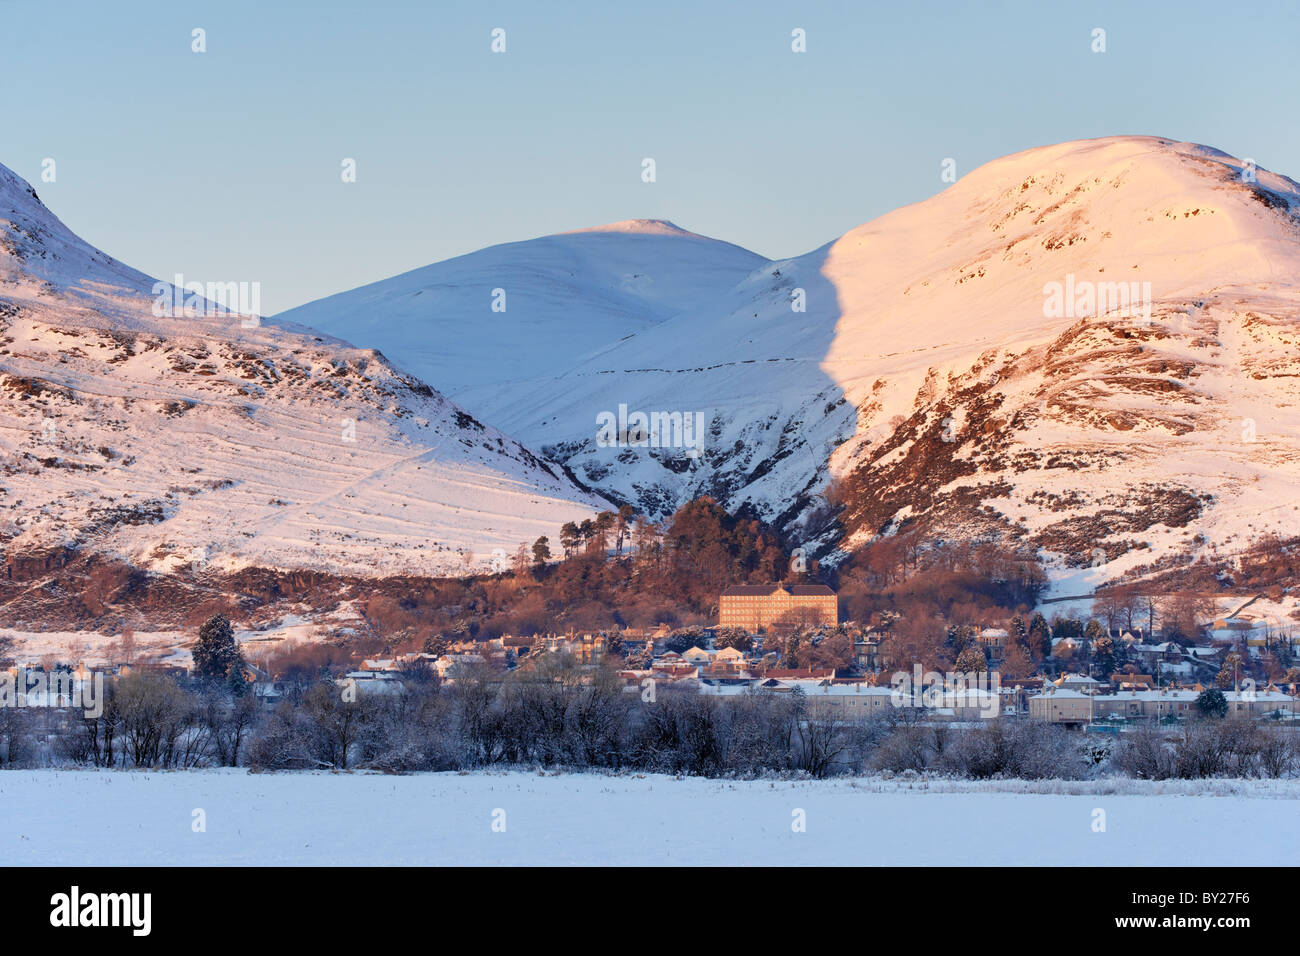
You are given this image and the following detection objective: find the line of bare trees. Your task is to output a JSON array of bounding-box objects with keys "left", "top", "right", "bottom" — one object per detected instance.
[
  {"left": 1113, "top": 720, "right": 1299, "bottom": 780},
  {"left": 36, "top": 671, "right": 259, "bottom": 770},
  {"left": 4, "top": 659, "right": 1299, "bottom": 780},
  {"left": 244, "top": 662, "right": 871, "bottom": 778}
]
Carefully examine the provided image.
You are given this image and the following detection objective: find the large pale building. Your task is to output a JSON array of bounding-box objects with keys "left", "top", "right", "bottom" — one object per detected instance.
[{"left": 718, "top": 582, "right": 837, "bottom": 630}]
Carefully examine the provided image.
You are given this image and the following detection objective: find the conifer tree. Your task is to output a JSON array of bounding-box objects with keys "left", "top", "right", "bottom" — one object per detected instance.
[{"left": 193, "top": 614, "right": 246, "bottom": 683}]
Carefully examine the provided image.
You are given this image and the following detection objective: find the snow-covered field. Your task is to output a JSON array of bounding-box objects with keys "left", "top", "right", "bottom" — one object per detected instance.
[{"left": 4, "top": 770, "right": 1298, "bottom": 866}]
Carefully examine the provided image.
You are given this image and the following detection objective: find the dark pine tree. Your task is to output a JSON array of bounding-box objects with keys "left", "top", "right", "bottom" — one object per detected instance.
[
  {"left": 1196, "top": 688, "right": 1228, "bottom": 719},
  {"left": 193, "top": 614, "right": 245, "bottom": 682}
]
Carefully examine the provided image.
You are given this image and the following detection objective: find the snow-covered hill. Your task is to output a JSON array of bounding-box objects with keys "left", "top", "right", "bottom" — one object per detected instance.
[
  {"left": 821, "top": 138, "right": 1300, "bottom": 582},
  {"left": 317, "top": 137, "right": 1300, "bottom": 589},
  {"left": 819, "top": 137, "right": 1300, "bottom": 587},
  {"left": 0, "top": 165, "right": 159, "bottom": 306},
  {"left": 12, "top": 135, "right": 1299, "bottom": 593},
  {"left": 0, "top": 163, "right": 603, "bottom": 580},
  {"left": 273, "top": 219, "right": 768, "bottom": 397}
]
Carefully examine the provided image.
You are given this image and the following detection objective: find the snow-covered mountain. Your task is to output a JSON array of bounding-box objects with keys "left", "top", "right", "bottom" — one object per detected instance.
[
  {"left": 819, "top": 140, "right": 1300, "bottom": 569},
  {"left": 273, "top": 219, "right": 769, "bottom": 397},
  {"left": 816, "top": 137, "right": 1300, "bottom": 588},
  {"left": 0, "top": 163, "right": 603, "bottom": 580},
  {"left": 12, "top": 134, "right": 1298, "bottom": 595},
  {"left": 289, "top": 137, "right": 1300, "bottom": 589},
  {"left": 0, "top": 166, "right": 157, "bottom": 297}
]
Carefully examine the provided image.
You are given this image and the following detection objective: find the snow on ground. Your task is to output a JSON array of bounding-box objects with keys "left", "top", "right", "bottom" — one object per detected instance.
[
  {"left": 9, "top": 140, "right": 1300, "bottom": 592},
  {"left": 3, "top": 769, "right": 1298, "bottom": 866},
  {"left": 1, "top": 629, "right": 190, "bottom": 668},
  {"left": 1037, "top": 591, "right": 1300, "bottom": 633},
  {"left": 2, "top": 601, "right": 367, "bottom": 667}
]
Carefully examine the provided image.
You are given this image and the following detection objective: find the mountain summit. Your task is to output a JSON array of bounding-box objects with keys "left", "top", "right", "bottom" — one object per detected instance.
[
  {"left": 562, "top": 219, "right": 702, "bottom": 237},
  {"left": 302, "top": 136, "right": 1300, "bottom": 590},
  {"left": 273, "top": 220, "right": 768, "bottom": 396}
]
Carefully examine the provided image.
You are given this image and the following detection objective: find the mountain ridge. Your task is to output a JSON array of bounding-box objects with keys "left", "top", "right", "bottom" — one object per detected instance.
[
  {"left": 272, "top": 218, "right": 770, "bottom": 396},
  {"left": 8, "top": 134, "right": 1300, "bottom": 597},
  {"left": 0, "top": 162, "right": 604, "bottom": 582},
  {"left": 284, "top": 135, "right": 1300, "bottom": 592}
]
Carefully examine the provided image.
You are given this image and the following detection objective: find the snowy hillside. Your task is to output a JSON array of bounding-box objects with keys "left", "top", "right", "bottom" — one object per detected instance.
[
  {"left": 430, "top": 137, "right": 1300, "bottom": 587},
  {"left": 0, "top": 165, "right": 159, "bottom": 308},
  {"left": 821, "top": 137, "right": 1300, "bottom": 585},
  {"left": 0, "top": 163, "right": 603, "bottom": 581},
  {"left": 10, "top": 136, "right": 1298, "bottom": 593},
  {"left": 273, "top": 219, "right": 768, "bottom": 397}
]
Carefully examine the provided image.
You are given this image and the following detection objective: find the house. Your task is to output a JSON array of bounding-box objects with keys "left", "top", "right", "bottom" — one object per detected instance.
[
  {"left": 1128, "top": 642, "right": 1184, "bottom": 667},
  {"left": 852, "top": 638, "right": 879, "bottom": 672},
  {"left": 998, "top": 679, "right": 1044, "bottom": 715},
  {"left": 714, "top": 646, "right": 746, "bottom": 665},
  {"left": 253, "top": 680, "right": 286, "bottom": 708},
  {"left": 650, "top": 661, "right": 700, "bottom": 681},
  {"left": 334, "top": 671, "right": 404, "bottom": 698},
  {"left": 1057, "top": 673, "right": 1103, "bottom": 694},
  {"left": 1111, "top": 673, "right": 1155, "bottom": 690},
  {"left": 701, "top": 647, "right": 749, "bottom": 678},
  {"left": 723, "top": 678, "right": 903, "bottom": 717},
  {"left": 1029, "top": 687, "right": 1093, "bottom": 723},
  {"left": 718, "top": 582, "right": 837, "bottom": 630},
  {"left": 1208, "top": 617, "right": 1269, "bottom": 644},
  {"left": 1031, "top": 687, "right": 1297, "bottom": 723},
  {"left": 681, "top": 646, "right": 714, "bottom": 665},
  {"left": 433, "top": 653, "right": 484, "bottom": 678},
  {"left": 1224, "top": 689, "right": 1297, "bottom": 718},
  {"left": 571, "top": 632, "right": 607, "bottom": 665}
]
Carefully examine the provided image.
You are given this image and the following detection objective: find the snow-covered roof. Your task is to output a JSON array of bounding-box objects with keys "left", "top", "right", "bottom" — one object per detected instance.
[{"left": 1031, "top": 688, "right": 1092, "bottom": 700}]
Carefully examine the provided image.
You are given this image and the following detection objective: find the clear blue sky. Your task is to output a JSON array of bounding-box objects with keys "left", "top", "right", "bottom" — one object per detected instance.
[{"left": 3, "top": 0, "right": 1297, "bottom": 315}]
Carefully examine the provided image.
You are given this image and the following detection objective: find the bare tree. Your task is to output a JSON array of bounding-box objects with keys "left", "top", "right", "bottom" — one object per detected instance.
[
  {"left": 301, "top": 682, "right": 378, "bottom": 770},
  {"left": 116, "top": 671, "right": 191, "bottom": 768}
]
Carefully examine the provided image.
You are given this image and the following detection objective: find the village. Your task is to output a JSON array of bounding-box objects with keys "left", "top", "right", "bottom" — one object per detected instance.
[
  {"left": 6, "top": 578, "right": 1299, "bottom": 752},
  {"left": 321, "top": 581, "right": 1300, "bottom": 729}
]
